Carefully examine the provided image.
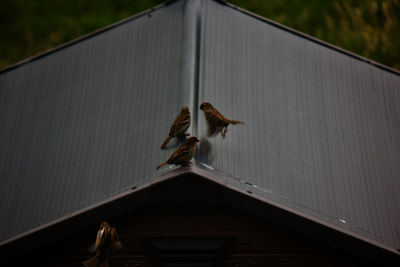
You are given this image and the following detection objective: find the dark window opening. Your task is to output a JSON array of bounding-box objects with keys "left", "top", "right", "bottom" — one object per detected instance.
[{"left": 142, "top": 236, "right": 234, "bottom": 267}]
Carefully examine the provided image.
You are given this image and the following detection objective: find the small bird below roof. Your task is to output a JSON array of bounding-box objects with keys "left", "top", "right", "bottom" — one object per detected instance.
[
  {"left": 157, "top": 136, "right": 200, "bottom": 169},
  {"left": 83, "top": 221, "right": 122, "bottom": 267},
  {"left": 200, "top": 102, "right": 244, "bottom": 138}
]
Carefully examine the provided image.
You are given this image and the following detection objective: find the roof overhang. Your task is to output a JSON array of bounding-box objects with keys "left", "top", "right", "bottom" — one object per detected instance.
[{"left": 1, "top": 167, "right": 399, "bottom": 264}]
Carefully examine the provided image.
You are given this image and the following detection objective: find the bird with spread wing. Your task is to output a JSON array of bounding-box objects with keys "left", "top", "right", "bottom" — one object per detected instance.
[
  {"left": 83, "top": 221, "right": 122, "bottom": 267},
  {"left": 200, "top": 102, "right": 244, "bottom": 138}
]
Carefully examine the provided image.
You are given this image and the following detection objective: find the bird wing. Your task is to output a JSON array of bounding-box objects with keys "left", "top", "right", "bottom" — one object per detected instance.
[
  {"left": 90, "top": 227, "right": 104, "bottom": 252},
  {"left": 167, "top": 144, "right": 192, "bottom": 164},
  {"left": 204, "top": 109, "right": 225, "bottom": 136},
  {"left": 110, "top": 227, "right": 123, "bottom": 249},
  {"left": 170, "top": 113, "right": 190, "bottom": 135}
]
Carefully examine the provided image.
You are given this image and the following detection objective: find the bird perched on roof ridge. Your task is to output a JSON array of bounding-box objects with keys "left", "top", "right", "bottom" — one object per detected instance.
[
  {"left": 157, "top": 136, "right": 200, "bottom": 169},
  {"left": 199, "top": 102, "right": 244, "bottom": 138},
  {"left": 161, "top": 106, "right": 191, "bottom": 149},
  {"left": 83, "top": 221, "right": 122, "bottom": 267}
]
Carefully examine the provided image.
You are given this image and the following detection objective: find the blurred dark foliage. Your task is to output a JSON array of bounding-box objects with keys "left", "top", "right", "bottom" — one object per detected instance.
[
  {"left": 0, "top": 0, "right": 164, "bottom": 68},
  {"left": 230, "top": 0, "right": 400, "bottom": 70},
  {"left": 1, "top": 0, "right": 399, "bottom": 70}
]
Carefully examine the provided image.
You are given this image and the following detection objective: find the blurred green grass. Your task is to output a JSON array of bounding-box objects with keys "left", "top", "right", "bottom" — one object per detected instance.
[
  {"left": 1, "top": 0, "right": 399, "bottom": 70},
  {"left": 230, "top": 0, "right": 400, "bottom": 70},
  {"left": 0, "top": 0, "right": 164, "bottom": 69}
]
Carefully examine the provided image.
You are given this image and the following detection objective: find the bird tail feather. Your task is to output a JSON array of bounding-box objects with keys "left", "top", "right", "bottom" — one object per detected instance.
[
  {"left": 228, "top": 119, "right": 244, "bottom": 125},
  {"left": 161, "top": 136, "right": 172, "bottom": 149},
  {"left": 83, "top": 255, "right": 108, "bottom": 267},
  {"left": 156, "top": 162, "right": 168, "bottom": 169}
]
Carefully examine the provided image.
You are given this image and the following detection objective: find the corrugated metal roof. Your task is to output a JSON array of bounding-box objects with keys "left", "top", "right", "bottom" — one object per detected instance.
[
  {"left": 1, "top": 0, "right": 399, "bottom": 256},
  {"left": 0, "top": 0, "right": 187, "bottom": 244},
  {"left": 196, "top": 0, "right": 400, "bottom": 252}
]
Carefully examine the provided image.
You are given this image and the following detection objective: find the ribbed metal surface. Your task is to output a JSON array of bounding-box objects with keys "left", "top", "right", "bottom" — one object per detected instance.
[
  {"left": 1, "top": 0, "right": 400, "bottom": 254},
  {"left": 0, "top": 0, "right": 186, "bottom": 243},
  {"left": 196, "top": 0, "right": 400, "bottom": 250}
]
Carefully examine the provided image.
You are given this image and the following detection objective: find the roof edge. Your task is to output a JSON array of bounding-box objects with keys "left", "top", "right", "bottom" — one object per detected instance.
[
  {"left": 0, "top": 166, "right": 191, "bottom": 248},
  {"left": 217, "top": 0, "right": 400, "bottom": 76},
  {"left": 1, "top": 167, "right": 399, "bottom": 264},
  {"left": 190, "top": 166, "right": 400, "bottom": 258},
  {"left": 2, "top": 0, "right": 399, "bottom": 76},
  {"left": 0, "top": 0, "right": 177, "bottom": 74}
]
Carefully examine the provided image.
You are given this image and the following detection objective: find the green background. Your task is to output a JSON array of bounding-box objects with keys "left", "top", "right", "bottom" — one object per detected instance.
[{"left": 1, "top": 0, "right": 399, "bottom": 70}]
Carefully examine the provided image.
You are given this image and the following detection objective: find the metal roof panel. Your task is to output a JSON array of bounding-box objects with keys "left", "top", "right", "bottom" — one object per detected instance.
[
  {"left": 0, "top": 0, "right": 186, "bottom": 243},
  {"left": 196, "top": 0, "right": 400, "bottom": 251}
]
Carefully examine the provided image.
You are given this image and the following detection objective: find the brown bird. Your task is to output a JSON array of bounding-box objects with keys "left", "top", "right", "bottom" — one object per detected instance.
[
  {"left": 157, "top": 136, "right": 200, "bottom": 169},
  {"left": 199, "top": 102, "right": 244, "bottom": 138},
  {"left": 161, "top": 106, "right": 191, "bottom": 149},
  {"left": 83, "top": 221, "right": 122, "bottom": 267}
]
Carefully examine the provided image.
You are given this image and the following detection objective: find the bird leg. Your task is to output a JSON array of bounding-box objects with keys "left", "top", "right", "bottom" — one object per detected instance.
[
  {"left": 181, "top": 161, "right": 193, "bottom": 167},
  {"left": 221, "top": 126, "right": 228, "bottom": 138}
]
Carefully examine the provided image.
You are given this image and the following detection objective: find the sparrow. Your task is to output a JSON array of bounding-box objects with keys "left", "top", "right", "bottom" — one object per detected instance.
[
  {"left": 83, "top": 221, "right": 122, "bottom": 267},
  {"left": 161, "top": 106, "right": 191, "bottom": 149},
  {"left": 199, "top": 102, "right": 244, "bottom": 138},
  {"left": 157, "top": 136, "right": 200, "bottom": 169}
]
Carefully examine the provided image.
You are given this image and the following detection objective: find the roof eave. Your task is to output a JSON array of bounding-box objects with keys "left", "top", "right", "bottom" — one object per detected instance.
[{"left": 1, "top": 167, "right": 399, "bottom": 264}]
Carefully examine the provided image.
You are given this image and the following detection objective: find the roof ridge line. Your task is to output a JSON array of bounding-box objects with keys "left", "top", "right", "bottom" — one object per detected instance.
[{"left": 181, "top": 0, "right": 202, "bottom": 138}]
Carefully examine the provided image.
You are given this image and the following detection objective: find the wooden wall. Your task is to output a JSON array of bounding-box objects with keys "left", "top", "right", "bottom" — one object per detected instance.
[{"left": 6, "top": 202, "right": 368, "bottom": 266}]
